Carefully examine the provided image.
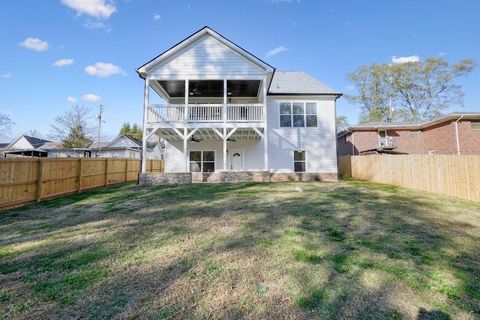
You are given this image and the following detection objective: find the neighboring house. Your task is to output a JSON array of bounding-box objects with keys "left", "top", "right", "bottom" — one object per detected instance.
[
  {"left": 2, "top": 134, "right": 162, "bottom": 159},
  {"left": 337, "top": 112, "right": 480, "bottom": 156},
  {"left": 90, "top": 134, "right": 162, "bottom": 159},
  {"left": 3, "top": 135, "right": 51, "bottom": 157},
  {"left": 137, "top": 26, "right": 341, "bottom": 179},
  {"left": 43, "top": 142, "right": 92, "bottom": 158}
]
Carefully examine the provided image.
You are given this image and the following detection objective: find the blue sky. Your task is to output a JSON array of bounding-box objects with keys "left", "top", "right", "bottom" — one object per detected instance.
[{"left": 1, "top": 0, "right": 479, "bottom": 141}]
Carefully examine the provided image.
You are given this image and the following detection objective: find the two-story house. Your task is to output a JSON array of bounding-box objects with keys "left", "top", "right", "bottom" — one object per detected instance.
[{"left": 137, "top": 27, "right": 341, "bottom": 183}]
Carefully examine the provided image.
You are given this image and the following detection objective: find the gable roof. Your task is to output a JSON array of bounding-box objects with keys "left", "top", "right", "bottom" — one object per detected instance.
[
  {"left": 268, "top": 71, "right": 341, "bottom": 96},
  {"left": 8, "top": 135, "right": 51, "bottom": 150},
  {"left": 137, "top": 26, "right": 274, "bottom": 78}
]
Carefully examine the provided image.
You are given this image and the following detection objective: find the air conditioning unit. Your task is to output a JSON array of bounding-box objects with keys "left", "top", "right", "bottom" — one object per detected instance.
[{"left": 380, "top": 137, "right": 393, "bottom": 148}]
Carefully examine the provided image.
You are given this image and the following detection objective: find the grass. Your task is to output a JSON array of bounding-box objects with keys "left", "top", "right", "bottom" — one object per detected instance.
[{"left": 0, "top": 181, "right": 479, "bottom": 319}]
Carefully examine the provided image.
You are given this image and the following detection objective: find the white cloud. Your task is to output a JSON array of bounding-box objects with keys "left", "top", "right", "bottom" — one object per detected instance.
[
  {"left": 0, "top": 73, "right": 12, "bottom": 78},
  {"left": 66, "top": 96, "right": 77, "bottom": 104},
  {"left": 266, "top": 46, "right": 288, "bottom": 58},
  {"left": 153, "top": 13, "right": 160, "bottom": 20},
  {"left": 19, "top": 37, "right": 49, "bottom": 51},
  {"left": 84, "top": 62, "right": 125, "bottom": 77},
  {"left": 53, "top": 58, "right": 74, "bottom": 67},
  {"left": 82, "top": 94, "right": 102, "bottom": 102},
  {"left": 60, "top": 0, "right": 116, "bottom": 19},
  {"left": 84, "top": 19, "right": 111, "bottom": 30},
  {"left": 392, "top": 55, "right": 420, "bottom": 64}
]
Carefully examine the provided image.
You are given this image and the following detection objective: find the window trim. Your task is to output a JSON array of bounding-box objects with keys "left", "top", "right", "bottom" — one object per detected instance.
[
  {"left": 471, "top": 121, "right": 480, "bottom": 130},
  {"left": 293, "top": 150, "right": 306, "bottom": 172},
  {"left": 278, "top": 101, "right": 318, "bottom": 128},
  {"left": 189, "top": 150, "right": 215, "bottom": 172}
]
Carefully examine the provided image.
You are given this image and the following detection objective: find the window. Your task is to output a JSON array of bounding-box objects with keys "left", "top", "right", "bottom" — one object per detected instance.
[
  {"left": 280, "top": 102, "right": 292, "bottom": 127},
  {"left": 409, "top": 130, "right": 420, "bottom": 137},
  {"left": 190, "top": 151, "right": 215, "bottom": 172},
  {"left": 279, "top": 102, "right": 317, "bottom": 128},
  {"left": 471, "top": 121, "right": 480, "bottom": 130},
  {"left": 294, "top": 151, "right": 306, "bottom": 172}
]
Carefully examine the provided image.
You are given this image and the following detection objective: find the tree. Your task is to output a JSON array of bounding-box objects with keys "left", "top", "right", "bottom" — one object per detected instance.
[
  {"left": 336, "top": 115, "right": 350, "bottom": 132},
  {"left": 119, "top": 122, "right": 142, "bottom": 140},
  {"left": 391, "top": 58, "right": 476, "bottom": 121},
  {"left": 0, "top": 113, "right": 13, "bottom": 138},
  {"left": 346, "top": 64, "right": 395, "bottom": 123},
  {"left": 347, "top": 57, "right": 476, "bottom": 123},
  {"left": 50, "top": 105, "right": 94, "bottom": 148},
  {"left": 24, "top": 129, "right": 42, "bottom": 137}
]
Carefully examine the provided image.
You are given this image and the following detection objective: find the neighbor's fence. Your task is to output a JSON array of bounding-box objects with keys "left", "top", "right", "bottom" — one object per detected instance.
[
  {"left": 0, "top": 158, "right": 164, "bottom": 209},
  {"left": 338, "top": 155, "right": 480, "bottom": 202}
]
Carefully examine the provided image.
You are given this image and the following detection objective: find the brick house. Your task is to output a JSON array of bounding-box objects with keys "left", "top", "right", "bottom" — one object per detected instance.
[{"left": 337, "top": 112, "right": 480, "bottom": 156}]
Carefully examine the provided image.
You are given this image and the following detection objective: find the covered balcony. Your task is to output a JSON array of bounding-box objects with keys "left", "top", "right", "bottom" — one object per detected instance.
[{"left": 146, "top": 79, "right": 267, "bottom": 127}]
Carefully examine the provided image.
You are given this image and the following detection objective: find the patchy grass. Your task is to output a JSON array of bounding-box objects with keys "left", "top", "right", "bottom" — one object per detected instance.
[{"left": 0, "top": 181, "right": 479, "bottom": 319}]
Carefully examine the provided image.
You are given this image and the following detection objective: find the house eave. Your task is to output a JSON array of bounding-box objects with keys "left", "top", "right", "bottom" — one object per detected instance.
[{"left": 137, "top": 26, "right": 274, "bottom": 79}]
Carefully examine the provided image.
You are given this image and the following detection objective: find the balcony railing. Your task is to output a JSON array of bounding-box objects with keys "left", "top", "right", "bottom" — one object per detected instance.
[{"left": 147, "top": 104, "right": 264, "bottom": 123}]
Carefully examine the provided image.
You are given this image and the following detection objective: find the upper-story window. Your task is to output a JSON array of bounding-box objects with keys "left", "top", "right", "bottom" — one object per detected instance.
[{"left": 280, "top": 102, "right": 317, "bottom": 128}]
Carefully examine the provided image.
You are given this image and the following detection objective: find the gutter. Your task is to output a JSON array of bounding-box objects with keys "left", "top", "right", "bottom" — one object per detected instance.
[{"left": 454, "top": 115, "right": 464, "bottom": 155}]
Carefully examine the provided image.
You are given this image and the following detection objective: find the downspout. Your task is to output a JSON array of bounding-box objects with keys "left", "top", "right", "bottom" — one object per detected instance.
[{"left": 454, "top": 115, "right": 464, "bottom": 155}]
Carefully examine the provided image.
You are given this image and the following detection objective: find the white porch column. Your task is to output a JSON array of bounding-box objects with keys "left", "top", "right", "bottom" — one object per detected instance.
[
  {"left": 263, "top": 78, "right": 269, "bottom": 171},
  {"left": 184, "top": 79, "right": 189, "bottom": 172},
  {"left": 223, "top": 79, "right": 227, "bottom": 170},
  {"left": 184, "top": 128, "right": 188, "bottom": 172},
  {"left": 141, "top": 78, "right": 150, "bottom": 173}
]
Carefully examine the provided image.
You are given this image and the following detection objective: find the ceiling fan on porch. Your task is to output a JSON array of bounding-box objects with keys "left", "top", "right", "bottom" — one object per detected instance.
[{"left": 190, "top": 135, "right": 202, "bottom": 143}]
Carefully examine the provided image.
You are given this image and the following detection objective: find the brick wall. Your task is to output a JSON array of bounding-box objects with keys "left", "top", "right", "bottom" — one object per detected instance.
[
  {"left": 338, "top": 119, "right": 480, "bottom": 155},
  {"left": 458, "top": 120, "right": 480, "bottom": 155}
]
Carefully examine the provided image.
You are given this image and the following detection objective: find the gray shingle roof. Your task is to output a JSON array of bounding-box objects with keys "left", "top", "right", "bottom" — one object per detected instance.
[
  {"left": 268, "top": 71, "right": 341, "bottom": 95},
  {"left": 22, "top": 135, "right": 51, "bottom": 149},
  {"left": 90, "top": 141, "right": 110, "bottom": 149}
]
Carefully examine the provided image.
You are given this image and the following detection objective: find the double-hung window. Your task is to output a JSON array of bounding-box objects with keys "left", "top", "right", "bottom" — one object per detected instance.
[
  {"left": 280, "top": 102, "right": 317, "bottom": 127},
  {"left": 294, "top": 151, "right": 306, "bottom": 172},
  {"left": 190, "top": 151, "right": 215, "bottom": 172}
]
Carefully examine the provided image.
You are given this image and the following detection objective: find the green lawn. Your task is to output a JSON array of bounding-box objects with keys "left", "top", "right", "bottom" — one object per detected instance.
[{"left": 0, "top": 181, "right": 479, "bottom": 319}]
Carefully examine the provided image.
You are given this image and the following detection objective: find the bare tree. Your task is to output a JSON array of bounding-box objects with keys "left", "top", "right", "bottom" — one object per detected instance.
[
  {"left": 24, "top": 129, "right": 42, "bottom": 137},
  {"left": 0, "top": 113, "right": 13, "bottom": 139},
  {"left": 50, "top": 105, "right": 95, "bottom": 148}
]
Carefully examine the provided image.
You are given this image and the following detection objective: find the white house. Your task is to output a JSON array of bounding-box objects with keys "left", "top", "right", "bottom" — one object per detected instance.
[
  {"left": 2, "top": 135, "right": 51, "bottom": 157},
  {"left": 90, "top": 134, "right": 163, "bottom": 159},
  {"left": 137, "top": 27, "right": 341, "bottom": 181}
]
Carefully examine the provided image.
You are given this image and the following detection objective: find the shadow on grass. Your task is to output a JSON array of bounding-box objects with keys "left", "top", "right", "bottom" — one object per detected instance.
[{"left": 0, "top": 180, "right": 479, "bottom": 319}]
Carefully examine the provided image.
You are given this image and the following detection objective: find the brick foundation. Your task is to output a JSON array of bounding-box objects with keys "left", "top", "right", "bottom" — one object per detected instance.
[
  {"left": 140, "top": 171, "right": 337, "bottom": 185},
  {"left": 139, "top": 172, "right": 192, "bottom": 185}
]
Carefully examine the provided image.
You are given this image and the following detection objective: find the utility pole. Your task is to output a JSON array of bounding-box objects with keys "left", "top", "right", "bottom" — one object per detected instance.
[
  {"left": 96, "top": 105, "right": 105, "bottom": 155},
  {"left": 388, "top": 97, "right": 394, "bottom": 122}
]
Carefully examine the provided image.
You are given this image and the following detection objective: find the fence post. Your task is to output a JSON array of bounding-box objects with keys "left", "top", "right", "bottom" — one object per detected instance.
[
  {"left": 125, "top": 158, "right": 128, "bottom": 182},
  {"left": 105, "top": 158, "right": 109, "bottom": 186},
  {"left": 78, "top": 158, "right": 84, "bottom": 193},
  {"left": 36, "top": 159, "right": 45, "bottom": 203}
]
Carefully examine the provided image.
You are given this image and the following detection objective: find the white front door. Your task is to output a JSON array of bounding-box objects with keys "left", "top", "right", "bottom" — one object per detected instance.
[{"left": 229, "top": 150, "right": 243, "bottom": 170}]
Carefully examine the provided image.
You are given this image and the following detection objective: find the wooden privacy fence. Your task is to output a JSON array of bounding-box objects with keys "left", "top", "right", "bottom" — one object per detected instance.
[
  {"left": 339, "top": 155, "right": 480, "bottom": 202},
  {"left": 0, "top": 158, "right": 164, "bottom": 209}
]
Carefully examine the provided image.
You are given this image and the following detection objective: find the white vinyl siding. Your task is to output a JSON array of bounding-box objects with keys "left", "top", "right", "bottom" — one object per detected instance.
[
  {"left": 164, "top": 96, "right": 338, "bottom": 174},
  {"left": 267, "top": 96, "right": 337, "bottom": 173},
  {"left": 148, "top": 35, "right": 264, "bottom": 79}
]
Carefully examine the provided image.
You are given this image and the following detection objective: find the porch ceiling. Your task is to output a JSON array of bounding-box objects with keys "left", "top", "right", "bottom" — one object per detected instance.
[
  {"left": 156, "top": 80, "right": 261, "bottom": 99},
  {"left": 157, "top": 128, "right": 262, "bottom": 141}
]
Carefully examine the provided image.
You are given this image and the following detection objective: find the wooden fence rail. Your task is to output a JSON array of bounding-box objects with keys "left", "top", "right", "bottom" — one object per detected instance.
[
  {"left": 0, "top": 158, "right": 164, "bottom": 209},
  {"left": 338, "top": 155, "right": 480, "bottom": 202}
]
